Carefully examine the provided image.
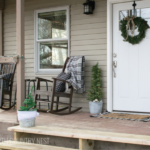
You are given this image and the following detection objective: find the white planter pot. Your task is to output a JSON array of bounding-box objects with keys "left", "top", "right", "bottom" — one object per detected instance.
[
  {"left": 89, "top": 101, "right": 103, "bottom": 115},
  {"left": 19, "top": 118, "right": 35, "bottom": 128},
  {"left": 17, "top": 110, "right": 39, "bottom": 128}
]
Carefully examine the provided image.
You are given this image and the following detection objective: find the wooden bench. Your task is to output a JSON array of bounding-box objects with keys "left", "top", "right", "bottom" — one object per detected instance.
[
  {"left": 0, "top": 141, "right": 78, "bottom": 150},
  {"left": 1, "top": 125, "right": 150, "bottom": 150}
]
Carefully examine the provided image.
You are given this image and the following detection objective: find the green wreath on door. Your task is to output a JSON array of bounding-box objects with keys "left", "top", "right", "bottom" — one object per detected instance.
[{"left": 120, "top": 16, "right": 149, "bottom": 45}]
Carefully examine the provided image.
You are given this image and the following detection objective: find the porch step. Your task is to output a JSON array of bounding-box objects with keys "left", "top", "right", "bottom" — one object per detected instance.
[
  {"left": 8, "top": 126, "right": 150, "bottom": 146},
  {"left": 0, "top": 141, "right": 78, "bottom": 150}
]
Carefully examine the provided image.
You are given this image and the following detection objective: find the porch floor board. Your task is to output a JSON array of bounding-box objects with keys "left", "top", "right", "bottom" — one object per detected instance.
[
  {"left": 1, "top": 110, "right": 150, "bottom": 141},
  {"left": 0, "top": 110, "right": 150, "bottom": 136}
]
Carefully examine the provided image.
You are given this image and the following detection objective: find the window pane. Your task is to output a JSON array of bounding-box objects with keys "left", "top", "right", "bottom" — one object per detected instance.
[
  {"left": 120, "top": 10, "right": 129, "bottom": 20},
  {"left": 131, "top": 9, "right": 140, "bottom": 17},
  {"left": 119, "top": 9, "right": 140, "bottom": 21},
  {"left": 39, "top": 41, "right": 68, "bottom": 69},
  {"left": 38, "top": 10, "right": 67, "bottom": 39},
  {"left": 141, "top": 8, "right": 150, "bottom": 19},
  {"left": 145, "top": 19, "right": 150, "bottom": 28},
  {"left": 119, "top": 9, "right": 140, "bottom": 30}
]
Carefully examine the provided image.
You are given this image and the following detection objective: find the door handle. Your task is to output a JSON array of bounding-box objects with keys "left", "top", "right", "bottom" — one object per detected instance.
[{"left": 113, "top": 61, "right": 117, "bottom": 78}]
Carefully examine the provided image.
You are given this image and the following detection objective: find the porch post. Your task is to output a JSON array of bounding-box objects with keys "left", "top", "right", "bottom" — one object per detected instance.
[
  {"left": 16, "top": 0, "right": 25, "bottom": 110},
  {"left": 0, "top": 10, "right": 2, "bottom": 56},
  {"left": 0, "top": 0, "right": 5, "bottom": 56}
]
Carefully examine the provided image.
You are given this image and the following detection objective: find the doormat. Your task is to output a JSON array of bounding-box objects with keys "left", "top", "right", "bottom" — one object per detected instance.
[
  {"left": 0, "top": 109, "right": 5, "bottom": 113},
  {"left": 99, "top": 112, "right": 150, "bottom": 122}
]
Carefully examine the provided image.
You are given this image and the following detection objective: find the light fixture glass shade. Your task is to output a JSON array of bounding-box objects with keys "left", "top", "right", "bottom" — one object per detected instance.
[
  {"left": 89, "top": 5, "right": 93, "bottom": 12},
  {"left": 84, "top": 4, "right": 89, "bottom": 13}
]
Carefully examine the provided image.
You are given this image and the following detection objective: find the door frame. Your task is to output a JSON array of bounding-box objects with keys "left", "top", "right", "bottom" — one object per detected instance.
[{"left": 107, "top": 0, "right": 144, "bottom": 112}]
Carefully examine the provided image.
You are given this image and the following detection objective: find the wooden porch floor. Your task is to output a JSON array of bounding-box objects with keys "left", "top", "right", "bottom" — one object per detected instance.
[{"left": 1, "top": 110, "right": 150, "bottom": 136}]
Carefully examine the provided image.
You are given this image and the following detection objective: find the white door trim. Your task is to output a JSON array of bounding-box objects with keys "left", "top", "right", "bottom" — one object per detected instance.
[{"left": 107, "top": 0, "right": 144, "bottom": 112}]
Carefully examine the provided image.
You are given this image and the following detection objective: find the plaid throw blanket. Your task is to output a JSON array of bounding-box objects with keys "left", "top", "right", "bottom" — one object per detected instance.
[{"left": 65, "top": 56, "right": 85, "bottom": 94}]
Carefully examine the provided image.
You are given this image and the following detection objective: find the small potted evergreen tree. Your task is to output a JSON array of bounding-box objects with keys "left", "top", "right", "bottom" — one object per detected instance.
[
  {"left": 87, "top": 63, "right": 103, "bottom": 115},
  {"left": 17, "top": 86, "right": 39, "bottom": 128}
]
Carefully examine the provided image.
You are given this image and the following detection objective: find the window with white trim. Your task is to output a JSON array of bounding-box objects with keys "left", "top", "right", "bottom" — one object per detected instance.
[{"left": 34, "top": 6, "right": 70, "bottom": 74}]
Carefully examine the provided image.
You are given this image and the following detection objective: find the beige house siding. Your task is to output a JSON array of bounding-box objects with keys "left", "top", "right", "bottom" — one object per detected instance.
[{"left": 3, "top": 0, "right": 107, "bottom": 112}]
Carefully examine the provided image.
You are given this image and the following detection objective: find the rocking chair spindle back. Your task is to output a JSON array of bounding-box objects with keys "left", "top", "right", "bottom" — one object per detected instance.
[
  {"left": 0, "top": 62, "right": 16, "bottom": 110},
  {"left": 35, "top": 57, "right": 82, "bottom": 115}
]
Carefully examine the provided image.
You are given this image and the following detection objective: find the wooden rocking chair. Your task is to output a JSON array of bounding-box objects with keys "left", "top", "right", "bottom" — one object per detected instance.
[
  {"left": 35, "top": 57, "right": 82, "bottom": 115},
  {"left": 0, "top": 58, "right": 16, "bottom": 110}
]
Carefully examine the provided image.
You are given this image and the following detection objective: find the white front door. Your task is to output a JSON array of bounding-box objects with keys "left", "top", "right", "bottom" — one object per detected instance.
[{"left": 113, "top": 1, "right": 150, "bottom": 112}]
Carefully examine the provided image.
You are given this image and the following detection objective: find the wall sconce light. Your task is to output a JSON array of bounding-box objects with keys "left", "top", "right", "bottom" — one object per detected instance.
[{"left": 83, "top": 0, "right": 95, "bottom": 15}]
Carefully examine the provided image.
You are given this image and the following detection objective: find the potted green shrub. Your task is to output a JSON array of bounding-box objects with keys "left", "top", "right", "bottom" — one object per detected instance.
[
  {"left": 17, "top": 86, "right": 39, "bottom": 128},
  {"left": 87, "top": 63, "right": 103, "bottom": 115}
]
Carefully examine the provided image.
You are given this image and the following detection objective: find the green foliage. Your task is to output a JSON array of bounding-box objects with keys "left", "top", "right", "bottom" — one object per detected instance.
[
  {"left": 19, "top": 86, "right": 37, "bottom": 111},
  {"left": 87, "top": 63, "right": 103, "bottom": 101},
  {"left": 120, "top": 17, "right": 149, "bottom": 45}
]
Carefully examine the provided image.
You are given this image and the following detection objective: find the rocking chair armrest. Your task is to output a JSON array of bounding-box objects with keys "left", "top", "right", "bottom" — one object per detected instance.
[
  {"left": 25, "top": 79, "right": 30, "bottom": 82},
  {"left": 35, "top": 77, "right": 53, "bottom": 82},
  {"left": 52, "top": 78, "right": 70, "bottom": 84},
  {"left": 25, "top": 79, "right": 36, "bottom": 82},
  {"left": 0, "top": 77, "right": 11, "bottom": 82}
]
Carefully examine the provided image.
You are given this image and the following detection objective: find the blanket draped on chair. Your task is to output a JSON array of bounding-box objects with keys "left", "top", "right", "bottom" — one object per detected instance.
[{"left": 65, "top": 56, "right": 85, "bottom": 94}]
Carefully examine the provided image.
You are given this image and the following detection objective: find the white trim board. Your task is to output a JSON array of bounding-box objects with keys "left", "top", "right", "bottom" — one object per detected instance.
[{"left": 107, "top": 0, "right": 145, "bottom": 112}]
